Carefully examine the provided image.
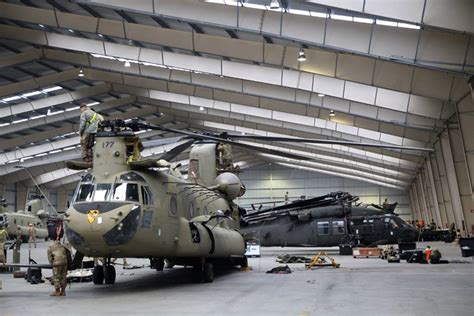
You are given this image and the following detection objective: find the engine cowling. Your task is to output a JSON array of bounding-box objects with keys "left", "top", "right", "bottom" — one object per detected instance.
[{"left": 215, "top": 172, "right": 245, "bottom": 200}]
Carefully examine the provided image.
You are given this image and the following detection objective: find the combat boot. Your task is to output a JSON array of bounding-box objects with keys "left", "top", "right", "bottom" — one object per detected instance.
[
  {"left": 50, "top": 289, "right": 61, "bottom": 296},
  {"left": 60, "top": 287, "right": 66, "bottom": 296}
]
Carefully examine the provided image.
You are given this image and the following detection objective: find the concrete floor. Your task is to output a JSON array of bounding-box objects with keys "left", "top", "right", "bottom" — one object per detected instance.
[{"left": 0, "top": 241, "right": 472, "bottom": 316}]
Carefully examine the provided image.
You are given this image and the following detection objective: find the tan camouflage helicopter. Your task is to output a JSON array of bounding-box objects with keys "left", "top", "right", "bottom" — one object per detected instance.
[{"left": 64, "top": 119, "right": 432, "bottom": 284}]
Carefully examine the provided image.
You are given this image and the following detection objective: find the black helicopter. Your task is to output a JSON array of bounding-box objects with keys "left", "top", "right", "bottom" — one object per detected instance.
[{"left": 240, "top": 192, "right": 419, "bottom": 251}]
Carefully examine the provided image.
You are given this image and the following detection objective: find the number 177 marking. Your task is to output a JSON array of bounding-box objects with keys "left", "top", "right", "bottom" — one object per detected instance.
[{"left": 102, "top": 141, "right": 114, "bottom": 148}]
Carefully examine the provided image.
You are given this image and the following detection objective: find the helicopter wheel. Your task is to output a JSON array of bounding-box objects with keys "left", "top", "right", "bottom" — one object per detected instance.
[
  {"left": 93, "top": 265, "right": 104, "bottom": 285},
  {"left": 156, "top": 259, "right": 164, "bottom": 271},
  {"left": 202, "top": 262, "right": 214, "bottom": 283},
  {"left": 240, "top": 256, "right": 248, "bottom": 268},
  {"left": 104, "top": 265, "right": 116, "bottom": 284}
]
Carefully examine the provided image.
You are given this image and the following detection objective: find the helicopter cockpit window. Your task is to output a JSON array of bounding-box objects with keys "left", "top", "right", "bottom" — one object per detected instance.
[
  {"left": 317, "top": 221, "right": 329, "bottom": 235},
  {"left": 120, "top": 172, "right": 146, "bottom": 182},
  {"left": 112, "top": 183, "right": 139, "bottom": 202},
  {"left": 93, "top": 184, "right": 112, "bottom": 201},
  {"left": 141, "top": 186, "right": 153, "bottom": 205},
  {"left": 331, "top": 220, "right": 345, "bottom": 235},
  {"left": 75, "top": 184, "right": 94, "bottom": 202}
]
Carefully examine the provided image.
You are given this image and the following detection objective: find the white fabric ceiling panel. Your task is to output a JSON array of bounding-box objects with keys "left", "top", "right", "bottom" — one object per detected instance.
[
  {"left": 9, "top": 102, "right": 33, "bottom": 116},
  {"left": 336, "top": 54, "right": 375, "bottom": 85},
  {"left": 402, "top": 138, "right": 427, "bottom": 148},
  {"left": 326, "top": 19, "right": 371, "bottom": 53},
  {"left": 301, "top": 51, "right": 336, "bottom": 78},
  {"left": 411, "top": 68, "right": 453, "bottom": 101},
  {"left": 314, "top": 118, "right": 326, "bottom": 128},
  {"left": 325, "top": 120, "right": 337, "bottom": 131},
  {"left": 261, "top": 10, "right": 281, "bottom": 35},
  {"left": 191, "top": 73, "right": 243, "bottom": 92},
  {"left": 350, "top": 102, "right": 378, "bottom": 119},
  {"left": 223, "top": 61, "right": 281, "bottom": 85},
  {"left": 123, "top": 75, "right": 167, "bottom": 91},
  {"left": 323, "top": 96, "right": 350, "bottom": 112},
  {"left": 365, "top": 0, "right": 424, "bottom": 23},
  {"left": 309, "top": 93, "right": 323, "bottom": 106},
  {"left": 358, "top": 128, "right": 381, "bottom": 141},
  {"left": 417, "top": 30, "right": 468, "bottom": 65},
  {"left": 404, "top": 128, "right": 430, "bottom": 143},
  {"left": 264, "top": 43, "right": 285, "bottom": 65},
  {"left": 313, "top": 74, "right": 344, "bottom": 97},
  {"left": 243, "top": 81, "right": 295, "bottom": 102},
  {"left": 282, "top": 14, "right": 325, "bottom": 44},
  {"left": 104, "top": 42, "right": 140, "bottom": 60},
  {"left": 380, "top": 133, "right": 403, "bottom": 145},
  {"left": 307, "top": 0, "right": 363, "bottom": 11},
  {"left": 212, "top": 100, "right": 230, "bottom": 112},
  {"left": 408, "top": 95, "right": 442, "bottom": 119},
  {"left": 379, "top": 123, "right": 404, "bottom": 138},
  {"left": 194, "top": 34, "right": 263, "bottom": 62},
  {"left": 282, "top": 69, "right": 302, "bottom": 89},
  {"left": 296, "top": 91, "right": 312, "bottom": 104},
  {"left": 373, "top": 60, "right": 413, "bottom": 92},
  {"left": 238, "top": 7, "right": 264, "bottom": 31},
  {"left": 0, "top": 2, "right": 56, "bottom": 26},
  {"left": 154, "top": 0, "right": 237, "bottom": 28},
  {"left": 344, "top": 81, "right": 376, "bottom": 104},
  {"left": 190, "top": 96, "right": 213, "bottom": 109},
  {"left": 140, "top": 65, "right": 171, "bottom": 80},
  {"left": 376, "top": 88, "right": 409, "bottom": 112},
  {"left": 450, "top": 77, "right": 471, "bottom": 103},
  {"left": 126, "top": 23, "right": 193, "bottom": 50},
  {"left": 260, "top": 98, "right": 306, "bottom": 116},
  {"left": 355, "top": 116, "right": 380, "bottom": 131},
  {"left": 46, "top": 34, "right": 103, "bottom": 54},
  {"left": 273, "top": 111, "right": 314, "bottom": 126},
  {"left": 246, "top": 115, "right": 282, "bottom": 127},
  {"left": 336, "top": 124, "right": 358, "bottom": 135},
  {"left": 98, "top": 19, "right": 125, "bottom": 38},
  {"left": 377, "top": 108, "right": 406, "bottom": 124},
  {"left": 150, "top": 90, "right": 189, "bottom": 104},
  {"left": 139, "top": 48, "right": 163, "bottom": 65},
  {"left": 164, "top": 52, "right": 221, "bottom": 75},
  {"left": 370, "top": 26, "right": 418, "bottom": 60},
  {"left": 96, "top": 0, "right": 153, "bottom": 12},
  {"left": 57, "top": 12, "right": 98, "bottom": 34},
  {"left": 231, "top": 104, "right": 271, "bottom": 118},
  {"left": 168, "top": 82, "right": 194, "bottom": 95},
  {"left": 424, "top": 0, "right": 474, "bottom": 33},
  {"left": 405, "top": 114, "right": 436, "bottom": 128}
]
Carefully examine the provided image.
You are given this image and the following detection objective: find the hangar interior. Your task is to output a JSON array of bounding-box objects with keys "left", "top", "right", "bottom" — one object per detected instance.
[{"left": 0, "top": 0, "right": 473, "bottom": 235}]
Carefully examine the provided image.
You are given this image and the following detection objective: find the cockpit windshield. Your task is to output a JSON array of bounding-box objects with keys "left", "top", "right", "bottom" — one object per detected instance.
[
  {"left": 74, "top": 172, "right": 146, "bottom": 203},
  {"left": 111, "top": 183, "right": 139, "bottom": 202}
]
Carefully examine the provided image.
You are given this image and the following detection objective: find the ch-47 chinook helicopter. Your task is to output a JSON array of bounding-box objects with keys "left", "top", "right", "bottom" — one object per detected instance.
[
  {"left": 240, "top": 192, "right": 420, "bottom": 251},
  {"left": 63, "top": 118, "right": 432, "bottom": 284},
  {"left": 0, "top": 196, "right": 49, "bottom": 242}
]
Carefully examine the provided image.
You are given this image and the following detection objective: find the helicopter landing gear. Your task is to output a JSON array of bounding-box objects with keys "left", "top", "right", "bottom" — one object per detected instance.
[
  {"left": 192, "top": 258, "right": 214, "bottom": 283},
  {"left": 104, "top": 265, "right": 116, "bottom": 284},
  {"left": 240, "top": 256, "right": 248, "bottom": 268},
  {"left": 93, "top": 265, "right": 104, "bottom": 285},
  {"left": 150, "top": 258, "right": 165, "bottom": 271}
]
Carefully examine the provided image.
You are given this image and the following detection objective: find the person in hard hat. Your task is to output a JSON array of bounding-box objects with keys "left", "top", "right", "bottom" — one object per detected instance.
[
  {"left": 79, "top": 103, "right": 104, "bottom": 163},
  {"left": 28, "top": 223, "right": 37, "bottom": 248},
  {"left": 424, "top": 245, "right": 432, "bottom": 263}
]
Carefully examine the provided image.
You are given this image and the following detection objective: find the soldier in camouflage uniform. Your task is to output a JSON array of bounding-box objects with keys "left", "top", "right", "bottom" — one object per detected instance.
[
  {"left": 47, "top": 240, "right": 68, "bottom": 296},
  {"left": 79, "top": 103, "right": 104, "bottom": 163},
  {"left": 0, "top": 225, "right": 9, "bottom": 264}
]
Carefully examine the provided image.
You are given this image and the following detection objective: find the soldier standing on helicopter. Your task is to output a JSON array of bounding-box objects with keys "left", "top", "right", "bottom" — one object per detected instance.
[{"left": 79, "top": 103, "right": 103, "bottom": 163}]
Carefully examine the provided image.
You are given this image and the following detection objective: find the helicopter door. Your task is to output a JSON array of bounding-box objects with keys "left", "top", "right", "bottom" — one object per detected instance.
[{"left": 166, "top": 194, "right": 179, "bottom": 239}]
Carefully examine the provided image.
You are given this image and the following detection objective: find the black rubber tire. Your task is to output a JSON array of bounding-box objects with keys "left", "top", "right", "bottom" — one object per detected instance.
[
  {"left": 240, "top": 256, "right": 248, "bottom": 268},
  {"left": 156, "top": 259, "right": 165, "bottom": 271},
  {"left": 104, "top": 265, "right": 116, "bottom": 284},
  {"left": 192, "top": 266, "right": 202, "bottom": 283},
  {"left": 93, "top": 265, "right": 104, "bottom": 285},
  {"left": 202, "top": 263, "right": 214, "bottom": 283}
]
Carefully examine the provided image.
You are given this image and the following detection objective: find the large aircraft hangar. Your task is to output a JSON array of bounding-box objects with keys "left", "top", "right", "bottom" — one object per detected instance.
[{"left": 0, "top": 1, "right": 473, "bottom": 315}]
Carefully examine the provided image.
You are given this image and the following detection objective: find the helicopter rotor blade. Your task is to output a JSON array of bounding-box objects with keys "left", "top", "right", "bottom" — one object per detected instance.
[
  {"left": 158, "top": 139, "right": 196, "bottom": 162},
  {"left": 226, "top": 135, "right": 434, "bottom": 152}
]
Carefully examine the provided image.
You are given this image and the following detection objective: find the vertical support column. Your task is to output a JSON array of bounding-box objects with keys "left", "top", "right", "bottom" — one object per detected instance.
[
  {"left": 455, "top": 94, "right": 474, "bottom": 234},
  {"left": 434, "top": 141, "right": 456, "bottom": 226},
  {"left": 408, "top": 188, "right": 418, "bottom": 221},
  {"left": 416, "top": 174, "right": 430, "bottom": 222},
  {"left": 426, "top": 157, "right": 443, "bottom": 226},
  {"left": 430, "top": 152, "right": 449, "bottom": 227},
  {"left": 412, "top": 179, "right": 423, "bottom": 221},
  {"left": 420, "top": 168, "right": 435, "bottom": 222},
  {"left": 440, "top": 131, "right": 466, "bottom": 233},
  {"left": 15, "top": 182, "right": 28, "bottom": 211}
]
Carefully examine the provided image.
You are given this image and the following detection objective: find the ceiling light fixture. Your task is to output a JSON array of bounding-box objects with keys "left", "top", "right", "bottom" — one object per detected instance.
[
  {"left": 78, "top": 68, "right": 85, "bottom": 77},
  {"left": 297, "top": 48, "right": 307, "bottom": 62},
  {"left": 329, "top": 110, "right": 336, "bottom": 117},
  {"left": 124, "top": 60, "right": 131, "bottom": 67},
  {"left": 318, "top": 93, "right": 325, "bottom": 97},
  {"left": 199, "top": 106, "right": 204, "bottom": 111},
  {"left": 269, "top": 0, "right": 279, "bottom": 9}
]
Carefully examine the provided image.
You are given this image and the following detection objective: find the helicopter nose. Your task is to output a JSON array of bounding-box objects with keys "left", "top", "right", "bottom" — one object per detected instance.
[
  {"left": 102, "top": 204, "right": 141, "bottom": 246},
  {"left": 400, "top": 226, "right": 419, "bottom": 242}
]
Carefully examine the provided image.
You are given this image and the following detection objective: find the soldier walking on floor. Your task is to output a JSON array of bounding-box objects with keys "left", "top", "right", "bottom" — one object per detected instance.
[{"left": 0, "top": 225, "right": 9, "bottom": 264}]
